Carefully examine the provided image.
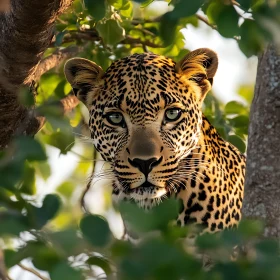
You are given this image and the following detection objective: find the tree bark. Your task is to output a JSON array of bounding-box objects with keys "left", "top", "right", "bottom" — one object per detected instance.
[
  {"left": 0, "top": 0, "right": 73, "bottom": 148},
  {"left": 242, "top": 44, "right": 280, "bottom": 238}
]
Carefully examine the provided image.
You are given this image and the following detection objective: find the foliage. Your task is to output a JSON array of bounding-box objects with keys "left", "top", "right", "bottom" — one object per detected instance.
[{"left": 0, "top": 0, "right": 279, "bottom": 279}]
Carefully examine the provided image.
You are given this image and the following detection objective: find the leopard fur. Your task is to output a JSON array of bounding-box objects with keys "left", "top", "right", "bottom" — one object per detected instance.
[{"left": 64, "top": 48, "right": 246, "bottom": 233}]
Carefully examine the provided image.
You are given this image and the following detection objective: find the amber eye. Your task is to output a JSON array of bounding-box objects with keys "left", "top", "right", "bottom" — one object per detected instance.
[
  {"left": 105, "top": 112, "right": 125, "bottom": 127},
  {"left": 164, "top": 108, "right": 182, "bottom": 122}
]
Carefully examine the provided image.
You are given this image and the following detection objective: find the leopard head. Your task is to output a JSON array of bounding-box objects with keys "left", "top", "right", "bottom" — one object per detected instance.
[{"left": 64, "top": 49, "right": 218, "bottom": 207}]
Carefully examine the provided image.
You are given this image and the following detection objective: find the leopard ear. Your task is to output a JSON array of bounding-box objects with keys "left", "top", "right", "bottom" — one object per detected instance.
[
  {"left": 64, "top": 58, "right": 104, "bottom": 106},
  {"left": 175, "top": 48, "right": 218, "bottom": 100}
]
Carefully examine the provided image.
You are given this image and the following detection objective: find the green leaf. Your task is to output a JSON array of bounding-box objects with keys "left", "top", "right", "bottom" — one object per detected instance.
[
  {"left": 255, "top": 240, "right": 279, "bottom": 257},
  {"left": 4, "top": 249, "right": 25, "bottom": 268},
  {"left": 238, "top": 219, "right": 264, "bottom": 238},
  {"left": 65, "top": 24, "right": 78, "bottom": 31},
  {"left": 107, "top": 0, "right": 118, "bottom": 5},
  {"left": 0, "top": 215, "right": 29, "bottom": 236},
  {"left": 0, "top": 137, "right": 46, "bottom": 189},
  {"left": 18, "top": 87, "right": 35, "bottom": 107},
  {"left": 0, "top": 188, "right": 24, "bottom": 210},
  {"left": 120, "top": 238, "right": 198, "bottom": 279},
  {"left": 119, "top": 199, "right": 179, "bottom": 233},
  {"left": 85, "top": 0, "right": 106, "bottom": 21},
  {"left": 228, "top": 135, "right": 246, "bottom": 153},
  {"left": 29, "top": 194, "right": 61, "bottom": 229},
  {"left": 50, "top": 229, "right": 83, "bottom": 256},
  {"left": 159, "top": 12, "right": 178, "bottom": 46},
  {"left": 109, "top": 0, "right": 127, "bottom": 9},
  {"left": 97, "top": 19, "right": 125, "bottom": 45},
  {"left": 55, "top": 31, "right": 66, "bottom": 46},
  {"left": 238, "top": 19, "right": 265, "bottom": 56},
  {"left": 120, "top": 0, "right": 133, "bottom": 18},
  {"left": 238, "top": 0, "right": 252, "bottom": 10},
  {"left": 0, "top": 158, "right": 23, "bottom": 190},
  {"left": 14, "top": 136, "right": 47, "bottom": 162},
  {"left": 170, "top": 0, "right": 204, "bottom": 19},
  {"left": 218, "top": 6, "right": 239, "bottom": 38},
  {"left": 87, "top": 256, "right": 113, "bottom": 275},
  {"left": 133, "top": 0, "right": 150, "bottom": 3},
  {"left": 38, "top": 73, "right": 62, "bottom": 99},
  {"left": 36, "top": 161, "right": 51, "bottom": 181},
  {"left": 220, "top": 229, "right": 243, "bottom": 248},
  {"left": 80, "top": 215, "right": 111, "bottom": 247},
  {"left": 238, "top": 84, "right": 254, "bottom": 104},
  {"left": 140, "top": 0, "right": 154, "bottom": 8},
  {"left": 224, "top": 101, "right": 247, "bottom": 115},
  {"left": 20, "top": 162, "right": 36, "bottom": 195},
  {"left": 196, "top": 232, "right": 221, "bottom": 250},
  {"left": 36, "top": 102, "right": 64, "bottom": 119},
  {"left": 57, "top": 181, "right": 75, "bottom": 198},
  {"left": 30, "top": 243, "right": 62, "bottom": 271},
  {"left": 50, "top": 262, "right": 83, "bottom": 280},
  {"left": 212, "top": 4, "right": 240, "bottom": 38},
  {"left": 111, "top": 240, "right": 133, "bottom": 257},
  {"left": 228, "top": 115, "right": 249, "bottom": 133},
  {"left": 54, "top": 81, "right": 67, "bottom": 98},
  {"left": 45, "top": 131, "right": 75, "bottom": 155}
]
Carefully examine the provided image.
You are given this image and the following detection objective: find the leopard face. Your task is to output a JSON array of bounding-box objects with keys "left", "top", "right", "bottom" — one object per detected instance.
[{"left": 65, "top": 49, "right": 245, "bottom": 232}]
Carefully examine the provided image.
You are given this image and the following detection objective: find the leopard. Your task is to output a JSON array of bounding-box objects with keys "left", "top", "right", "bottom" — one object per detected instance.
[{"left": 64, "top": 48, "right": 246, "bottom": 236}]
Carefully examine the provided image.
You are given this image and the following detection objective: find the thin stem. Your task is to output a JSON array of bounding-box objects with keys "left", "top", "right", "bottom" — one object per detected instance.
[
  {"left": 18, "top": 263, "right": 49, "bottom": 280},
  {"left": 196, "top": 14, "right": 217, "bottom": 30},
  {"left": 0, "top": 248, "right": 12, "bottom": 280}
]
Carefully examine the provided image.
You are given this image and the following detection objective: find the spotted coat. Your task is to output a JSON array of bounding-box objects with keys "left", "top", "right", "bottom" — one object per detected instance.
[{"left": 64, "top": 48, "right": 246, "bottom": 234}]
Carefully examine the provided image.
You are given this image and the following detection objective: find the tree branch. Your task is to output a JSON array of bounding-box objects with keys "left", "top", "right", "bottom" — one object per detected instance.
[
  {"left": 25, "top": 94, "right": 80, "bottom": 136},
  {"left": 18, "top": 263, "right": 48, "bottom": 280},
  {"left": 131, "top": 17, "right": 162, "bottom": 25},
  {"left": 0, "top": 0, "right": 74, "bottom": 148},
  {"left": 122, "top": 35, "right": 163, "bottom": 48},
  {"left": 0, "top": 0, "right": 73, "bottom": 88},
  {"left": 49, "top": 30, "right": 100, "bottom": 47},
  {"left": 32, "top": 46, "right": 81, "bottom": 82}
]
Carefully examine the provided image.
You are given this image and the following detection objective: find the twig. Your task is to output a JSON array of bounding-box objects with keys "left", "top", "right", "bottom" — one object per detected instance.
[
  {"left": 32, "top": 46, "right": 82, "bottom": 82},
  {"left": 122, "top": 35, "right": 163, "bottom": 48},
  {"left": 131, "top": 27, "right": 156, "bottom": 37},
  {"left": 49, "top": 27, "right": 162, "bottom": 50},
  {"left": 196, "top": 13, "right": 240, "bottom": 40},
  {"left": 131, "top": 17, "right": 162, "bottom": 25},
  {"left": 18, "top": 263, "right": 49, "bottom": 280},
  {"left": 142, "top": 44, "right": 148, "bottom": 52},
  {"left": 49, "top": 30, "right": 100, "bottom": 47},
  {"left": 53, "top": 28, "right": 162, "bottom": 49},
  {"left": 0, "top": 248, "right": 11, "bottom": 280},
  {"left": 231, "top": 0, "right": 240, "bottom": 6},
  {"left": 196, "top": 14, "right": 217, "bottom": 30}
]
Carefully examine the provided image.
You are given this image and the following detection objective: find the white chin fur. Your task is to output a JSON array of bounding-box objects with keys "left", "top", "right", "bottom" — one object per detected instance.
[{"left": 130, "top": 187, "right": 167, "bottom": 200}]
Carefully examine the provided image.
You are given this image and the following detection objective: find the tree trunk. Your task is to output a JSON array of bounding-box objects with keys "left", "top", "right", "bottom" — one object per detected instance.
[
  {"left": 0, "top": 0, "right": 73, "bottom": 148},
  {"left": 242, "top": 44, "right": 280, "bottom": 238}
]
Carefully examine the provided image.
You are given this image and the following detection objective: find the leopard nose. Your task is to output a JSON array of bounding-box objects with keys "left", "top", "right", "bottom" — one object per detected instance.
[{"left": 128, "top": 156, "right": 163, "bottom": 177}]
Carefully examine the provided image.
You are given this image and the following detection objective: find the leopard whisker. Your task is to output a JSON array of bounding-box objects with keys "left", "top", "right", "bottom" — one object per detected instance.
[{"left": 166, "top": 181, "right": 177, "bottom": 193}]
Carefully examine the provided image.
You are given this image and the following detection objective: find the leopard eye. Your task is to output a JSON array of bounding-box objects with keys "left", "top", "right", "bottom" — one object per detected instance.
[
  {"left": 106, "top": 112, "right": 125, "bottom": 127},
  {"left": 164, "top": 108, "right": 182, "bottom": 122}
]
